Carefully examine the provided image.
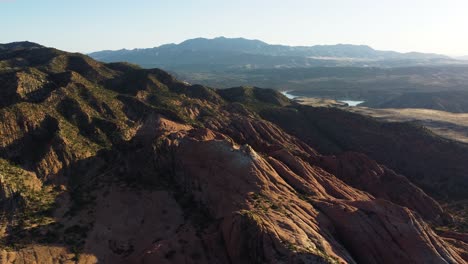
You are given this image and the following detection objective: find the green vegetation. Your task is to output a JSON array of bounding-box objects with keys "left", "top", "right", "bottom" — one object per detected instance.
[
  {"left": 217, "top": 86, "right": 291, "bottom": 116},
  {"left": 0, "top": 158, "right": 59, "bottom": 249},
  {"left": 250, "top": 192, "right": 274, "bottom": 213}
]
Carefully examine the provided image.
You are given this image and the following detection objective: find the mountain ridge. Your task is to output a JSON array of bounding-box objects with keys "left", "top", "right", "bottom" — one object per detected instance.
[
  {"left": 88, "top": 37, "right": 453, "bottom": 70},
  {"left": 0, "top": 41, "right": 44, "bottom": 50},
  {"left": 90, "top": 37, "right": 448, "bottom": 60}
]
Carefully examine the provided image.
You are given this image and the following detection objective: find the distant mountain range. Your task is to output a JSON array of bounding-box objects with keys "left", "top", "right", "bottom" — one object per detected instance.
[{"left": 89, "top": 37, "right": 456, "bottom": 70}]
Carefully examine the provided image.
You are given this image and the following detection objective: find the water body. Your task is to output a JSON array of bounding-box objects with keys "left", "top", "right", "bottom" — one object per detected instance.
[
  {"left": 281, "top": 91, "right": 299, "bottom": 99},
  {"left": 281, "top": 91, "right": 365, "bottom": 107},
  {"left": 338, "top": 100, "right": 365, "bottom": 106}
]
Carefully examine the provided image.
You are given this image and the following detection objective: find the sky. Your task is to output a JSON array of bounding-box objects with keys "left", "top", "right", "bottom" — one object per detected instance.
[{"left": 1, "top": 0, "right": 467, "bottom": 56}]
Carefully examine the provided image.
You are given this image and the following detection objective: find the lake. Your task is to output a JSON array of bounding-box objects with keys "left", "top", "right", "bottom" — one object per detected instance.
[
  {"left": 281, "top": 91, "right": 299, "bottom": 99},
  {"left": 281, "top": 91, "right": 364, "bottom": 106},
  {"left": 338, "top": 100, "right": 365, "bottom": 106}
]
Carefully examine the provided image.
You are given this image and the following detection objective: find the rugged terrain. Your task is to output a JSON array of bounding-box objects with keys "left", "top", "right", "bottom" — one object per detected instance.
[
  {"left": 0, "top": 42, "right": 467, "bottom": 263},
  {"left": 89, "top": 38, "right": 468, "bottom": 113}
]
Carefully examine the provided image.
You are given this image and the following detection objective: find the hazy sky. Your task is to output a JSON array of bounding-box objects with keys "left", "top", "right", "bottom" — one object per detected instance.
[{"left": 1, "top": 0, "right": 467, "bottom": 55}]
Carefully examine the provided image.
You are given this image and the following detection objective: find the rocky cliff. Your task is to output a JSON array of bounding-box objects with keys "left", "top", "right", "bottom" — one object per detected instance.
[{"left": 0, "top": 42, "right": 467, "bottom": 263}]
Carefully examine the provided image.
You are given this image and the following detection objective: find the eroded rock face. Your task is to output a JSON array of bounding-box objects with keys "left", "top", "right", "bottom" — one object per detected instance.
[
  {"left": 313, "top": 199, "right": 461, "bottom": 264},
  {"left": 316, "top": 152, "right": 446, "bottom": 223},
  {"left": 143, "top": 121, "right": 464, "bottom": 264},
  {"left": 0, "top": 44, "right": 467, "bottom": 264}
]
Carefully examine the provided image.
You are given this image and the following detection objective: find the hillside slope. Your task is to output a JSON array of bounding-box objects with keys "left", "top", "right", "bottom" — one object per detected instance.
[
  {"left": 0, "top": 42, "right": 467, "bottom": 263},
  {"left": 344, "top": 107, "right": 468, "bottom": 143},
  {"left": 363, "top": 90, "right": 468, "bottom": 113}
]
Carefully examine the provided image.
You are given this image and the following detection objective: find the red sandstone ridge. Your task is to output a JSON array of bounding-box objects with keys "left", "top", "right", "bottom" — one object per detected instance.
[
  {"left": 315, "top": 152, "right": 447, "bottom": 223},
  {"left": 97, "top": 116, "right": 464, "bottom": 263},
  {"left": 0, "top": 44, "right": 467, "bottom": 263}
]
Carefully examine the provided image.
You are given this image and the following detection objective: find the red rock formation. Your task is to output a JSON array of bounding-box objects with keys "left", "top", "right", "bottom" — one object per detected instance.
[
  {"left": 127, "top": 119, "right": 465, "bottom": 263},
  {"left": 316, "top": 152, "right": 446, "bottom": 223}
]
